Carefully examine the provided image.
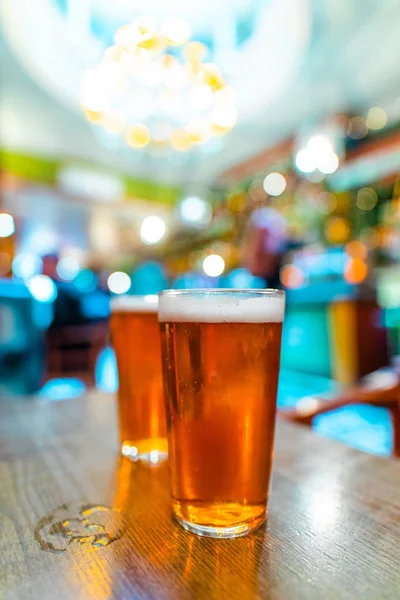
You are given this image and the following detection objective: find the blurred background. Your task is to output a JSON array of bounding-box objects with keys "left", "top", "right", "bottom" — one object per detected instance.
[{"left": 1, "top": 0, "right": 399, "bottom": 455}]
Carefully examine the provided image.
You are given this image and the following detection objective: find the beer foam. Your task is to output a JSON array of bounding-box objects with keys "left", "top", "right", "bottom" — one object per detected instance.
[
  {"left": 110, "top": 295, "right": 158, "bottom": 313},
  {"left": 158, "top": 292, "right": 285, "bottom": 323}
]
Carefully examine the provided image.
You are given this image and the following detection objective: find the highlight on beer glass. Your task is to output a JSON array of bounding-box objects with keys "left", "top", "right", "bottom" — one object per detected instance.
[
  {"left": 110, "top": 295, "right": 167, "bottom": 462},
  {"left": 159, "top": 289, "right": 285, "bottom": 538}
]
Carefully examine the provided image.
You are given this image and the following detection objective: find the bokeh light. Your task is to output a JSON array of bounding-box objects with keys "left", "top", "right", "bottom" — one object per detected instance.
[
  {"left": 263, "top": 173, "right": 287, "bottom": 196},
  {"left": 130, "top": 261, "right": 168, "bottom": 295},
  {"left": 0, "top": 213, "right": 15, "bottom": 237},
  {"left": 27, "top": 275, "right": 57, "bottom": 303},
  {"left": 347, "top": 117, "right": 368, "bottom": 139},
  {"left": 201, "top": 63, "right": 223, "bottom": 90},
  {"left": 81, "top": 22, "right": 237, "bottom": 150},
  {"left": 189, "top": 85, "right": 214, "bottom": 111},
  {"left": 345, "top": 240, "right": 368, "bottom": 260},
  {"left": 225, "top": 268, "right": 266, "bottom": 289},
  {"left": 202, "top": 254, "right": 225, "bottom": 277},
  {"left": 107, "top": 271, "right": 131, "bottom": 294},
  {"left": 12, "top": 254, "right": 42, "bottom": 280},
  {"left": 161, "top": 17, "right": 192, "bottom": 46},
  {"left": 318, "top": 192, "right": 337, "bottom": 214},
  {"left": 280, "top": 264, "right": 305, "bottom": 289},
  {"left": 210, "top": 108, "right": 238, "bottom": 130},
  {"left": 56, "top": 257, "right": 80, "bottom": 281},
  {"left": 186, "top": 120, "right": 210, "bottom": 144},
  {"left": 318, "top": 152, "right": 339, "bottom": 174},
  {"left": 126, "top": 124, "right": 150, "bottom": 148},
  {"left": 307, "top": 135, "right": 333, "bottom": 156},
  {"left": 295, "top": 149, "right": 316, "bottom": 173},
  {"left": 366, "top": 107, "right": 387, "bottom": 130},
  {"left": 296, "top": 135, "right": 339, "bottom": 175},
  {"left": 140, "top": 216, "right": 166, "bottom": 244},
  {"left": 180, "top": 196, "right": 212, "bottom": 226},
  {"left": 184, "top": 41, "right": 207, "bottom": 63},
  {"left": 305, "top": 171, "right": 326, "bottom": 183},
  {"left": 356, "top": 188, "right": 378, "bottom": 211},
  {"left": 170, "top": 129, "right": 192, "bottom": 151},
  {"left": 73, "top": 269, "right": 98, "bottom": 293},
  {"left": 344, "top": 258, "right": 368, "bottom": 284},
  {"left": 102, "top": 114, "right": 125, "bottom": 134},
  {"left": 325, "top": 217, "right": 351, "bottom": 244}
]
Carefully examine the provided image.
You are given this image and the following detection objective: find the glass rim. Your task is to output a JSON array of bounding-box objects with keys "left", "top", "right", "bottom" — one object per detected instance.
[
  {"left": 110, "top": 294, "right": 159, "bottom": 313},
  {"left": 159, "top": 288, "right": 285, "bottom": 298}
]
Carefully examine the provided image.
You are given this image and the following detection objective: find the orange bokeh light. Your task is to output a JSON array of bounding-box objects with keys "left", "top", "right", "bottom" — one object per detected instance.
[
  {"left": 344, "top": 258, "right": 368, "bottom": 284},
  {"left": 325, "top": 217, "right": 351, "bottom": 244},
  {"left": 345, "top": 240, "right": 368, "bottom": 260},
  {"left": 280, "top": 264, "right": 305, "bottom": 289}
]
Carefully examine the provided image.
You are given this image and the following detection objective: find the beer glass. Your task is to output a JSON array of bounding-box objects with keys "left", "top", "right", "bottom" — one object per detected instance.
[
  {"left": 110, "top": 295, "right": 167, "bottom": 461},
  {"left": 159, "top": 289, "right": 285, "bottom": 538}
]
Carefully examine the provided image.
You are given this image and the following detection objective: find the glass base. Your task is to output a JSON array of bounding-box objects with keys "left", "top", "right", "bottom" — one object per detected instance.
[
  {"left": 175, "top": 513, "right": 265, "bottom": 538},
  {"left": 121, "top": 438, "right": 168, "bottom": 464},
  {"left": 173, "top": 500, "right": 266, "bottom": 538}
]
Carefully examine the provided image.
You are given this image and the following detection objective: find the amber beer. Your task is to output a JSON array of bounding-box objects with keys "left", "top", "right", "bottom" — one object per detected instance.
[
  {"left": 110, "top": 296, "right": 167, "bottom": 460},
  {"left": 159, "top": 289, "right": 285, "bottom": 537}
]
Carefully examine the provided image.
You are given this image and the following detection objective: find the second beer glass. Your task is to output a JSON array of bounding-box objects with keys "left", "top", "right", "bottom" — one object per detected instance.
[
  {"left": 111, "top": 295, "right": 167, "bottom": 461},
  {"left": 159, "top": 289, "right": 285, "bottom": 538}
]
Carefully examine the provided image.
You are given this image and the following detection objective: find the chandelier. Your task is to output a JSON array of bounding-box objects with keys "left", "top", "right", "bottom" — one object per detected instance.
[{"left": 80, "top": 16, "right": 238, "bottom": 151}]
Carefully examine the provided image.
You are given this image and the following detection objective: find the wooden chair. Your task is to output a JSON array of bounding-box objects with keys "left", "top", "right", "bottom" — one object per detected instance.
[{"left": 280, "top": 363, "right": 400, "bottom": 457}]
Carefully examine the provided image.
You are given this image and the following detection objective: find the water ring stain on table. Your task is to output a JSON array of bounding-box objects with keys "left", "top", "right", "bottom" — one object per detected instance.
[{"left": 34, "top": 503, "right": 124, "bottom": 553}]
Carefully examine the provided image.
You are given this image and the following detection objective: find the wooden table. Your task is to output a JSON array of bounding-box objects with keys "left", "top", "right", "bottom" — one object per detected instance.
[{"left": 1, "top": 392, "right": 399, "bottom": 600}]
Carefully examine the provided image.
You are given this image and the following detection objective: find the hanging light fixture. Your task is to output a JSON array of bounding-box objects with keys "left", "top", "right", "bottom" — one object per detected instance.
[{"left": 81, "top": 16, "right": 238, "bottom": 151}]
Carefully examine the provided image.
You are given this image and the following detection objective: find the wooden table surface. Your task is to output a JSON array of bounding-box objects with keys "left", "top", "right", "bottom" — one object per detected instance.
[{"left": 1, "top": 392, "right": 399, "bottom": 600}]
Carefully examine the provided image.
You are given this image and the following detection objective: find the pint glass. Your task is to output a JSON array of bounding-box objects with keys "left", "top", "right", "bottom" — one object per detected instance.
[
  {"left": 110, "top": 296, "right": 167, "bottom": 461},
  {"left": 159, "top": 289, "right": 285, "bottom": 537}
]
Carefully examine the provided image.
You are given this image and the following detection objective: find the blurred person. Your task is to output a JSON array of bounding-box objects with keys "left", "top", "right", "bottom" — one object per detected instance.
[
  {"left": 42, "top": 254, "right": 89, "bottom": 326},
  {"left": 80, "top": 266, "right": 110, "bottom": 322},
  {"left": 42, "top": 255, "right": 110, "bottom": 384},
  {"left": 243, "top": 207, "right": 288, "bottom": 289}
]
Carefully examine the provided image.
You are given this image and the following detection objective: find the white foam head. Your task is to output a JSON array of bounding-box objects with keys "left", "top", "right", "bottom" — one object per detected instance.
[
  {"left": 110, "top": 294, "right": 158, "bottom": 313},
  {"left": 158, "top": 290, "right": 285, "bottom": 323}
]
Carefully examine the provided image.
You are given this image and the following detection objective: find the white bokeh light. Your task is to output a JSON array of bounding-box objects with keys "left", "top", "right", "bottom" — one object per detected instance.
[
  {"left": 180, "top": 196, "right": 212, "bottom": 226},
  {"left": 263, "top": 173, "right": 287, "bottom": 196},
  {"left": 161, "top": 16, "right": 192, "bottom": 46},
  {"left": 149, "top": 450, "right": 162, "bottom": 464},
  {"left": 203, "top": 254, "right": 225, "bottom": 277},
  {"left": 0, "top": 213, "right": 15, "bottom": 238},
  {"left": 56, "top": 257, "right": 81, "bottom": 281},
  {"left": 12, "top": 254, "right": 42, "bottom": 280},
  {"left": 107, "top": 271, "right": 131, "bottom": 294},
  {"left": 140, "top": 216, "right": 166, "bottom": 244},
  {"left": 318, "top": 152, "right": 339, "bottom": 174},
  {"left": 307, "top": 135, "right": 333, "bottom": 156},
  {"left": 27, "top": 275, "right": 57, "bottom": 303},
  {"left": 296, "top": 135, "right": 339, "bottom": 175},
  {"left": 295, "top": 149, "right": 317, "bottom": 173},
  {"left": 189, "top": 85, "right": 214, "bottom": 111},
  {"left": 210, "top": 106, "right": 238, "bottom": 129}
]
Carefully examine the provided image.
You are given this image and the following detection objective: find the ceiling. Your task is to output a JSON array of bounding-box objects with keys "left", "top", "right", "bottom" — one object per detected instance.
[{"left": 1, "top": 0, "right": 400, "bottom": 188}]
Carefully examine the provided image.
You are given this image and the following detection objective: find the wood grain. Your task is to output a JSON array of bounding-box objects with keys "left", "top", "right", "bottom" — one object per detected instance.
[{"left": 0, "top": 392, "right": 399, "bottom": 600}]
